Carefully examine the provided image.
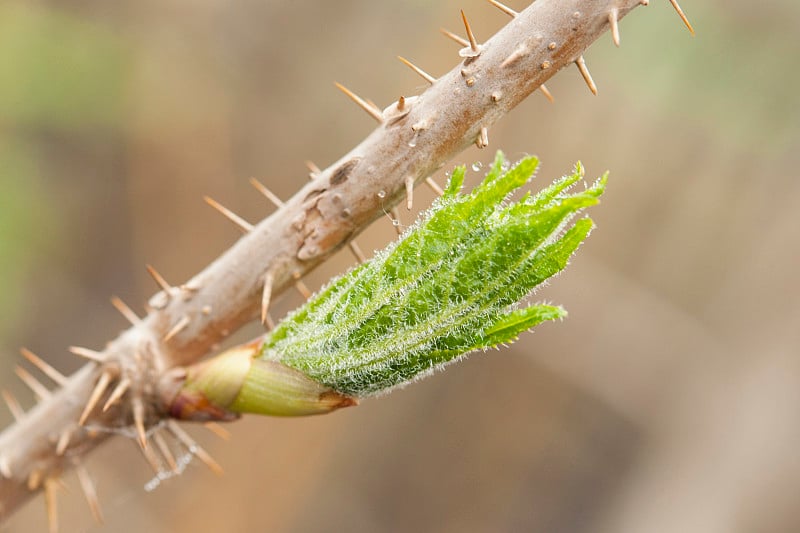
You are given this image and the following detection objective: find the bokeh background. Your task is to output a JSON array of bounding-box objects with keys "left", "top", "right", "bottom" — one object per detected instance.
[{"left": 2, "top": 1, "right": 799, "bottom": 531}]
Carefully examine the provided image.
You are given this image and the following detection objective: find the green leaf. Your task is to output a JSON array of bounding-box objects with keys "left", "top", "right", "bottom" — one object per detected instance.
[{"left": 262, "top": 152, "right": 606, "bottom": 396}]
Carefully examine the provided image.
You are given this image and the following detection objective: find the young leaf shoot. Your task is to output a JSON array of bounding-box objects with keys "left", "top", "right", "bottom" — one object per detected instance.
[{"left": 163, "top": 152, "right": 608, "bottom": 420}]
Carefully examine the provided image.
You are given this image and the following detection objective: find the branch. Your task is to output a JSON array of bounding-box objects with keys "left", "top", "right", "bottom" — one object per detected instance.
[{"left": 0, "top": 0, "right": 678, "bottom": 525}]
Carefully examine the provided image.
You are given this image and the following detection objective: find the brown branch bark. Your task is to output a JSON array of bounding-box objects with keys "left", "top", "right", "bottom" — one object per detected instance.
[{"left": 0, "top": 0, "right": 647, "bottom": 523}]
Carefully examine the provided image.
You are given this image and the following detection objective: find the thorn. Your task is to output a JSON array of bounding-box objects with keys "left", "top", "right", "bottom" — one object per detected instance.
[
  {"left": 389, "top": 207, "right": 403, "bottom": 235},
  {"left": 153, "top": 431, "right": 179, "bottom": 473},
  {"left": 179, "top": 282, "right": 200, "bottom": 299},
  {"left": 51, "top": 477, "right": 69, "bottom": 492},
  {"left": 539, "top": 84, "right": 555, "bottom": 103},
  {"left": 476, "top": 126, "right": 489, "bottom": 149},
  {"left": 305, "top": 160, "right": 321, "bottom": 180},
  {"left": 365, "top": 98, "right": 380, "bottom": 113},
  {"left": 305, "top": 160, "right": 321, "bottom": 174},
  {"left": 424, "top": 177, "right": 444, "bottom": 196},
  {"left": 163, "top": 315, "right": 191, "bottom": 342},
  {"left": 405, "top": 176, "right": 415, "bottom": 210},
  {"left": 20, "top": 348, "right": 67, "bottom": 386},
  {"left": 668, "top": 0, "right": 695, "bottom": 35},
  {"left": 110, "top": 296, "right": 141, "bottom": 325},
  {"left": 44, "top": 477, "right": 58, "bottom": 533},
  {"left": 608, "top": 8, "right": 621, "bottom": 47},
  {"left": 136, "top": 436, "right": 162, "bottom": 474},
  {"left": 27, "top": 468, "right": 43, "bottom": 490},
  {"left": 397, "top": 56, "right": 436, "bottom": 85},
  {"left": 145, "top": 264, "right": 173, "bottom": 297},
  {"left": 167, "top": 421, "right": 224, "bottom": 476},
  {"left": 440, "top": 27, "right": 469, "bottom": 48},
  {"left": 132, "top": 396, "right": 148, "bottom": 449},
  {"left": 203, "top": 422, "right": 231, "bottom": 441},
  {"left": 348, "top": 240, "right": 367, "bottom": 264},
  {"left": 293, "top": 276, "right": 312, "bottom": 300},
  {"left": 261, "top": 271, "right": 274, "bottom": 326},
  {"left": 79, "top": 371, "right": 113, "bottom": 426},
  {"left": 487, "top": 0, "right": 517, "bottom": 17},
  {"left": 460, "top": 10, "right": 480, "bottom": 54},
  {"left": 203, "top": 196, "right": 254, "bottom": 233},
  {"left": 249, "top": 178, "right": 284, "bottom": 208},
  {"left": 75, "top": 463, "right": 103, "bottom": 524},
  {"left": 334, "top": 82, "right": 383, "bottom": 123},
  {"left": 68, "top": 346, "right": 105, "bottom": 364},
  {"left": 0, "top": 456, "right": 11, "bottom": 478},
  {"left": 55, "top": 428, "right": 72, "bottom": 456},
  {"left": 15, "top": 366, "right": 51, "bottom": 400},
  {"left": 396, "top": 95, "right": 406, "bottom": 112},
  {"left": 575, "top": 55, "right": 598, "bottom": 95},
  {"left": 102, "top": 377, "right": 131, "bottom": 412},
  {"left": 2, "top": 390, "right": 24, "bottom": 420}
]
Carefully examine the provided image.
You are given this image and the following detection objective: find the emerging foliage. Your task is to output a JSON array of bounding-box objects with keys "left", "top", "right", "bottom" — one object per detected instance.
[{"left": 261, "top": 151, "right": 607, "bottom": 396}]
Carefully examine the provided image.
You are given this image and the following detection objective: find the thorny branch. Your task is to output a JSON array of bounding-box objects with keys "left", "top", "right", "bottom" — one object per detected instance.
[{"left": 0, "top": 0, "right": 690, "bottom": 527}]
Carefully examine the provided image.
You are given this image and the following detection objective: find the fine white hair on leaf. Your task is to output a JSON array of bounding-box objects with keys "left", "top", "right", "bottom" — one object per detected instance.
[{"left": 262, "top": 152, "right": 606, "bottom": 397}]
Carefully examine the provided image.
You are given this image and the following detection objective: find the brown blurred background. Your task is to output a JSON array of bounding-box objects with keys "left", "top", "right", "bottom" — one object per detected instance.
[{"left": 2, "top": 1, "right": 799, "bottom": 531}]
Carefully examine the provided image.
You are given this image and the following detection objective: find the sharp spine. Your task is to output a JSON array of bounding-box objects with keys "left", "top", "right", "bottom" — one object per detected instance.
[
  {"left": 167, "top": 420, "right": 224, "bottom": 476},
  {"left": 249, "top": 178, "right": 285, "bottom": 208},
  {"left": 305, "top": 160, "right": 321, "bottom": 180},
  {"left": 79, "top": 371, "right": 113, "bottom": 426},
  {"left": 132, "top": 396, "right": 148, "bottom": 449},
  {"left": 424, "top": 177, "right": 444, "bottom": 196},
  {"left": 487, "top": 0, "right": 517, "bottom": 17},
  {"left": 609, "top": 8, "right": 621, "bottom": 46},
  {"left": 478, "top": 126, "right": 489, "bottom": 148},
  {"left": 75, "top": 462, "right": 104, "bottom": 524},
  {"left": 261, "top": 271, "right": 274, "bottom": 326},
  {"left": 136, "top": 435, "right": 162, "bottom": 474},
  {"left": 668, "top": 0, "right": 695, "bottom": 35},
  {"left": 397, "top": 56, "right": 436, "bottom": 85},
  {"left": 203, "top": 422, "right": 232, "bottom": 441},
  {"left": 102, "top": 377, "right": 131, "bottom": 412},
  {"left": 460, "top": 10, "right": 480, "bottom": 53},
  {"left": 163, "top": 315, "right": 191, "bottom": 342},
  {"left": 68, "top": 346, "right": 105, "bottom": 363},
  {"left": 153, "top": 431, "right": 179, "bottom": 473},
  {"left": 294, "top": 278, "right": 312, "bottom": 300},
  {"left": 575, "top": 55, "right": 598, "bottom": 95},
  {"left": 334, "top": 82, "right": 383, "bottom": 123},
  {"left": 440, "top": 27, "right": 469, "bottom": 48},
  {"left": 389, "top": 207, "right": 403, "bottom": 235},
  {"left": 110, "top": 296, "right": 142, "bottom": 325},
  {"left": 204, "top": 196, "right": 254, "bottom": 233},
  {"left": 0, "top": 456, "right": 11, "bottom": 478},
  {"left": 55, "top": 428, "right": 72, "bottom": 456},
  {"left": 44, "top": 477, "right": 58, "bottom": 533},
  {"left": 2, "top": 389, "right": 24, "bottom": 420},
  {"left": 539, "top": 84, "right": 555, "bottom": 103},
  {"left": 15, "top": 366, "right": 51, "bottom": 400},
  {"left": 146, "top": 264, "right": 173, "bottom": 297},
  {"left": 405, "top": 176, "right": 415, "bottom": 210},
  {"left": 20, "top": 348, "right": 67, "bottom": 386},
  {"left": 27, "top": 468, "right": 43, "bottom": 490}
]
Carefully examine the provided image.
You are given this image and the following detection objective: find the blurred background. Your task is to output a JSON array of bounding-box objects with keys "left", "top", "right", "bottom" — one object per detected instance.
[{"left": 1, "top": 0, "right": 799, "bottom": 531}]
